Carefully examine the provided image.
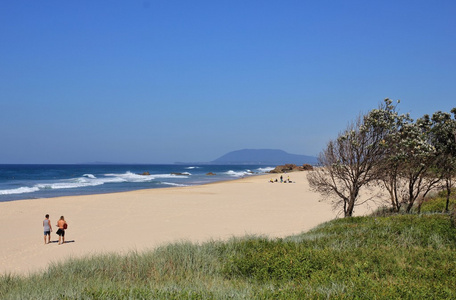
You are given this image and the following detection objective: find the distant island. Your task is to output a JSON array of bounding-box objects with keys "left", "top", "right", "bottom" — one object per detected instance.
[{"left": 176, "top": 149, "right": 318, "bottom": 165}]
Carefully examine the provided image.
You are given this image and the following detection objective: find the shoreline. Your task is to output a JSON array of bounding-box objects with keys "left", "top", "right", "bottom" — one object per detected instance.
[
  {"left": 0, "top": 164, "right": 273, "bottom": 203},
  {"left": 0, "top": 171, "right": 380, "bottom": 276},
  {"left": 0, "top": 175, "right": 248, "bottom": 204}
]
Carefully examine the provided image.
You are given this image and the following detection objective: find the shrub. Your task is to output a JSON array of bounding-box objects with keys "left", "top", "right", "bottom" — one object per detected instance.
[{"left": 420, "top": 188, "right": 456, "bottom": 213}]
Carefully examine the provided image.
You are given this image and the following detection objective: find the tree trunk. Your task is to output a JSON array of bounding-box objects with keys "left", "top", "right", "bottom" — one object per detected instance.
[
  {"left": 345, "top": 203, "right": 354, "bottom": 217},
  {"left": 417, "top": 198, "right": 423, "bottom": 214},
  {"left": 383, "top": 173, "right": 401, "bottom": 212},
  {"left": 392, "top": 179, "right": 400, "bottom": 212},
  {"left": 406, "top": 201, "right": 414, "bottom": 213},
  {"left": 406, "top": 183, "right": 415, "bottom": 213},
  {"left": 345, "top": 188, "right": 359, "bottom": 217}
]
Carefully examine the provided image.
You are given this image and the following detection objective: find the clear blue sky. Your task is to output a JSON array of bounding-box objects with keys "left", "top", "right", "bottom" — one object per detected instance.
[{"left": 1, "top": 1, "right": 455, "bottom": 164}]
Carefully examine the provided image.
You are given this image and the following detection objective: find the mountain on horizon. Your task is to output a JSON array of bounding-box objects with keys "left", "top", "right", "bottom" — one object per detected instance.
[{"left": 210, "top": 149, "right": 318, "bottom": 165}]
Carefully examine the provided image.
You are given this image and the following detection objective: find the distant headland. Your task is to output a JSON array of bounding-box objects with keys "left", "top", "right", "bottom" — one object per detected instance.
[{"left": 176, "top": 149, "right": 318, "bottom": 165}]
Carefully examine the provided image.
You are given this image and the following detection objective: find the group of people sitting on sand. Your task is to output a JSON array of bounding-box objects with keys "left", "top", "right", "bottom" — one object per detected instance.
[
  {"left": 43, "top": 214, "right": 68, "bottom": 245},
  {"left": 269, "top": 175, "right": 293, "bottom": 183}
]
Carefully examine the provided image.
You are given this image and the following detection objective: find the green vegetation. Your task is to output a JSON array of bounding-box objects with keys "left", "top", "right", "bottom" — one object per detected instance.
[
  {"left": 2, "top": 199, "right": 456, "bottom": 299},
  {"left": 420, "top": 189, "right": 456, "bottom": 213}
]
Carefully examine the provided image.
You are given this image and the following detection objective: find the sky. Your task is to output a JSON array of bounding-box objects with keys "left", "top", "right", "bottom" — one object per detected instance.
[{"left": 1, "top": 1, "right": 455, "bottom": 164}]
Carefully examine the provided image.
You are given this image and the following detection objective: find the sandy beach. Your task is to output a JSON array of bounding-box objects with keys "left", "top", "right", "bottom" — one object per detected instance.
[{"left": 0, "top": 171, "right": 380, "bottom": 276}]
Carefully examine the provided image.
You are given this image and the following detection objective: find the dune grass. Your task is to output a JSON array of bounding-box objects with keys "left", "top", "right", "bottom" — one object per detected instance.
[
  {"left": 1, "top": 205, "right": 456, "bottom": 299},
  {"left": 420, "top": 188, "right": 456, "bottom": 213}
]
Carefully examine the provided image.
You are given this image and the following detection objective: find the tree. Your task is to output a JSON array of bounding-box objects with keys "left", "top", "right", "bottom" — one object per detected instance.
[
  {"left": 428, "top": 109, "right": 456, "bottom": 212},
  {"left": 369, "top": 100, "right": 410, "bottom": 212},
  {"left": 308, "top": 99, "right": 453, "bottom": 216},
  {"left": 375, "top": 106, "right": 442, "bottom": 213},
  {"left": 394, "top": 117, "right": 441, "bottom": 213},
  {"left": 307, "top": 100, "right": 394, "bottom": 217}
]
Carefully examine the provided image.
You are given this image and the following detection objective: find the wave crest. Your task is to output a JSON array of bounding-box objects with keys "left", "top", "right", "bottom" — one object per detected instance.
[{"left": 0, "top": 171, "right": 189, "bottom": 196}]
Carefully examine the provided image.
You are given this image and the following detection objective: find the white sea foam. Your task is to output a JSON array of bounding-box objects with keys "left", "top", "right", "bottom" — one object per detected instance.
[
  {"left": 161, "top": 182, "right": 189, "bottom": 187},
  {"left": 36, "top": 177, "right": 107, "bottom": 190},
  {"left": 0, "top": 177, "right": 110, "bottom": 195},
  {"left": 0, "top": 186, "right": 40, "bottom": 195},
  {"left": 0, "top": 171, "right": 189, "bottom": 196},
  {"left": 185, "top": 166, "right": 200, "bottom": 169},
  {"left": 105, "top": 172, "right": 152, "bottom": 182},
  {"left": 104, "top": 171, "right": 188, "bottom": 182},
  {"left": 223, "top": 167, "right": 273, "bottom": 177},
  {"left": 224, "top": 170, "right": 253, "bottom": 177},
  {"left": 256, "top": 167, "right": 274, "bottom": 173}
]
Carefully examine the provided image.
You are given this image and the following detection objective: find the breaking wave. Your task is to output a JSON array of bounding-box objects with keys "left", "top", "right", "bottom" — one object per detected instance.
[{"left": 0, "top": 171, "right": 189, "bottom": 196}]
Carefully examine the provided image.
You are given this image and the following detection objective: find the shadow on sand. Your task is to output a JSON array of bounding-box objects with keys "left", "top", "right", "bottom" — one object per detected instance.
[{"left": 49, "top": 240, "right": 75, "bottom": 244}]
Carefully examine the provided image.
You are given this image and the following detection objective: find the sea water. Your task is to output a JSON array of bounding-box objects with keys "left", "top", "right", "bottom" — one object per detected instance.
[{"left": 0, "top": 164, "right": 274, "bottom": 202}]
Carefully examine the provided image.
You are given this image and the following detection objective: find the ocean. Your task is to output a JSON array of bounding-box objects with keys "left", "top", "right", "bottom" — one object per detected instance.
[{"left": 0, "top": 164, "right": 274, "bottom": 202}]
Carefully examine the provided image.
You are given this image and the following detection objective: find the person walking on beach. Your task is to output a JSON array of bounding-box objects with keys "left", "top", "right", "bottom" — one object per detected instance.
[
  {"left": 43, "top": 214, "right": 52, "bottom": 244},
  {"left": 56, "top": 216, "right": 68, "bottom": 245}
]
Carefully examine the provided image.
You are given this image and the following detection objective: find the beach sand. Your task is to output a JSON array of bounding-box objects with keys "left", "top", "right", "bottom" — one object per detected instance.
[{"left": 0, "top": 171, "right": 380, "bottom": 276}]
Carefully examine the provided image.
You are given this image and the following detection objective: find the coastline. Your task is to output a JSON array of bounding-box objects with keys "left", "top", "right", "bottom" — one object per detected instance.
[
  {"left": 0, "top": 171, "right": 380, "bottom": 276},
  {"left": 0, "top": 164, "right": 273, "bottom": 202}
]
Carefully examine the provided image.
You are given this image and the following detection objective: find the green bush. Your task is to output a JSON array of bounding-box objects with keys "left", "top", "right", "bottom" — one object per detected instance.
[
  {"left": 222, "top": 238, "right": 327, "bottom": 282},
  {"left": 421, "top": 188, "right": 456, "bottom": 213},
  {"left": 222, "top": 214, "right": 456, "bottom": 298}
]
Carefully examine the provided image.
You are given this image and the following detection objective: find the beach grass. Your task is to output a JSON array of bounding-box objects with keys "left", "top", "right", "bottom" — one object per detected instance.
[
  {"left": 2, "top": 206, "right": 456, "bottom": 299},
  {"left": 420, "top": 189, "right": 456, "bottom": 213}
]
